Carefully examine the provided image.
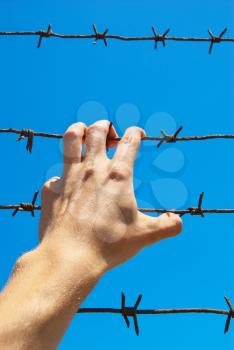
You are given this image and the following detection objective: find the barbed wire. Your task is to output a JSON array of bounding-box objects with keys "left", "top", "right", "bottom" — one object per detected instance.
[
  {"left": 1, "top": 22, "right": 234, "bottom": 343},
  {"left": 0, "top": 25, "right": 233, "bottom": 53},
  {"left": 76, "top": 293, "right": 234, "bottom": 335},
  {"left": 1, "top": 191, "right": 234, "bottom": 217},
  {"left": 1, "top": 126, "right": 234, "bottom": 153}
]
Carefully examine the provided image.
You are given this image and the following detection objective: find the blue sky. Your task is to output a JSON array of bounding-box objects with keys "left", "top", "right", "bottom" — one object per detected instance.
[{"left": 0, "top": 0, "right": 234, "bottom": 349}]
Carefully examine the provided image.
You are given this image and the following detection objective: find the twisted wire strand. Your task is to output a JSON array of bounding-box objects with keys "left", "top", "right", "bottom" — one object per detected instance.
[
  {"left": 78, "top": 307, "right": 229, "bottom": 315},
  {"left": 2, "top": 127, "right": 234, "bottom": 153},
  {"left": 1, "top": 191, "right": 234, "bottom": 217},
  {"left": 2, "top": 127, "right": 234, "bottom": 140},
  {"left": 0, "top": 25, "right": 232, "bottom": 53},
  {"left": 0, "top": 27, "right": 233, "bottom": 42},
  {"left": 77, "top": 294, "right": 234, "bottom": 335},
  {"left": 0, "top": 206, "right": 233, "bottom": 215}
]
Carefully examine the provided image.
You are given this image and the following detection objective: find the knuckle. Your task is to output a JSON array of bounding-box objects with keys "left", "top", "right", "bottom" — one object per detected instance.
[
  {"left": 119, "top": 135, "right": 130, "bottom": 144},
  {"left": 153, "top": 212, "right": 182, "bottom": 239},
  {"left": 64, "top": 123, "right": 85, "bottom": 140},
  {"left": 109, "top": 164, "right": 131, "bottom": 180},
  {"left": 93, "top": 218, "right": 108, "bottom": 233},
  {"left": 41, "top": 177, "right": 59, "bottom": 196},
  {"left": 120, "top": 128, "right": 143, "bottom": 145},
  {"left": 87, "top": 124, "right": 107, "bottom": 135},
  {"left": 92, "top": 120, "right": 110, "bottom": 129},
  {"left": 161, "top": 212, "right": 182, "bottom": 236},
  {"left": 126, "top": 126, "right": 145, "bottom": 136},
  {"left": 64, "top": 129, "right": 80, "bottom": 140},
  {"left": 87, "top": 120, "right": 110, "bottom": 136},
  {"left": 42, "top": 180, "right": 51, "bottom": 195},
  {"left": 126, "top": 126, "right": 138, "bottom": 132},
  {"left": 83, "top": 165, "right": 96, "bottom": 181}
]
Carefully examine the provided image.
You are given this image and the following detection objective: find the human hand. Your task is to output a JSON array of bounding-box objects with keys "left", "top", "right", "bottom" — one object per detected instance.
[
  {"left": 39, "top": 120, "right": 182, "bottom": 273},
  {"left": 0, "top": 120, "right": 183, "bottom": 350}
]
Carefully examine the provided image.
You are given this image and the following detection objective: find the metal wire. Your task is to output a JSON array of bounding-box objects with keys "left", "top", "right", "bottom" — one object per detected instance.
[
  {"left": 1, "top": 191, "right": 234, "bottom": 217},
  {"left": 1, "top": 126, "right": 234, "bottom": 153},
  {"left": 77, "top": 293, "right": 234, "bottom": 335},
  {"left": 1, "top": 22, "right": 234, "bottom": 342},
  {"left": 0, "top": 25, "right": 233, "bottom": 53}
]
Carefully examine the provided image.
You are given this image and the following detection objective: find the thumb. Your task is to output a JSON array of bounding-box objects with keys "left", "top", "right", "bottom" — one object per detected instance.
[{"left": 136, "top": 211, "right": 183, "bottom": 247}]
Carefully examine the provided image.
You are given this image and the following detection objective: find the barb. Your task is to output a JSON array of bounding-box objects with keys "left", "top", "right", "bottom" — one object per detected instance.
[
  {"left": 151, "top": 26, "right": 170, "bottom": 49},
  {"left": 183, "top": 191, "right": 205, "bottom": 217},
  {"left": 208, "top": 28, "right": 227, "bottom": 54},
  {"left": 11, "top": 191, "right": 40, "bottom": 217},
  {"left": 16, "top": 129, "right": 34, "bottom": 153},
  {"left": 224, "top": 296, "right": 234, "bottom": 333},
  {"left": 92, "top": 24, "right": 109, "bottom": 46},
  {"left": 77, "top": 294, "right": 233, "bottom": 335},
  {"left": 157, "top": 126, "right": 183, "bottom": 148},
  {"left": 1, "top": 192, "right": 234, "bottom": 216},
  {"left": 37, "top": 24, "right": 52, "bottom": 48},
  {"left": 0, "top": 26, "right": 233, "bottom": 52},
  {"left": 121, "top": 292, "right": 142, "bottom": 335},
  {"left": 2, "top": 127, "right": 234, "bottom": 153}
]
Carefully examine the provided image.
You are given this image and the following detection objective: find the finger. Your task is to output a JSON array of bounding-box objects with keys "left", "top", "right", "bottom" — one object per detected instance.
[
  {"left": 63, "top": 122, "right": 87, "bottom": 176},
  {"left": 136, "top": 212, "right": 182, "bottom": 246},
  {"left": 40, "top": 176, "right": 61, "bottom": 241},
  {"left": 41, "top": 176, "right": 61, "bottom": 204},
  {"left": 112, "top": 126, "right": 145, "bottom": 169},
  {"left": 84, "top": 120, "right": 113, "bottom": 161}
]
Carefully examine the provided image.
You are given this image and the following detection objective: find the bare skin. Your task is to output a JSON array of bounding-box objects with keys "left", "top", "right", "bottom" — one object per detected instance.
[{"left": 0, "top": 120, "right": 182, "bottom": 349}]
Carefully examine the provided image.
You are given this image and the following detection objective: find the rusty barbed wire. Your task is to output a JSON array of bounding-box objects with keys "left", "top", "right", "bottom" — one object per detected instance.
[
  {"left": 4, "top": 191, "right": 41, "bottom": 216},
  {"left": 0, "top": 25, "right": 233, "bottom": 53},
  {"left": 77, "top": 293, "right": 234, "bottom": 335},
  {"left": 1, "top": 191, "right": 234, "bottom": 217},
  {"left": 2, "top": 126, "right": 234, "bottom": 153},
  {"left": 2, "top": 22, "right": 234, "bottom": 344}
]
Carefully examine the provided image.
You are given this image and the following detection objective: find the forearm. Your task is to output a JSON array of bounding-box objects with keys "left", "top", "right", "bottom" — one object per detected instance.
[{"left": 0, "top": 238, "right": 105, "bottom": 350}]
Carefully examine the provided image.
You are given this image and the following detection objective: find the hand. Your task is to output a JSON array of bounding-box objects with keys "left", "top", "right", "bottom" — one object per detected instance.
[
  {"left": 0, "top": 120, "right": 183, "bottom": 350},
  {"left": 39, "top": 120, "right": 182, "bottom": 272}
]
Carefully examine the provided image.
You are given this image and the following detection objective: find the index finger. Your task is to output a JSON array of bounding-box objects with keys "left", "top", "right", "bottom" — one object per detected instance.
[{"left": 112, "top": 126, "right": 146, "bottom": 168}]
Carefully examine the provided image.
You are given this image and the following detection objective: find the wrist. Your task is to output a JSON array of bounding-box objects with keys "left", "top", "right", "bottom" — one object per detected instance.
[
  {"left": 37, "top": 235, "right": 107, "bottom": 282},
  {"left": 0, "top": 235, "right": 106, "bottom": 349},
  {"left": 13, "top": 238, "right": 105, "bottom": 321}
]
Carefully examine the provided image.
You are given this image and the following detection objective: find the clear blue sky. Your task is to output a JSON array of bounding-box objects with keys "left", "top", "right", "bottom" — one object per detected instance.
[{"left": 0, "top": 0, "right": 234, "bottom": 349}]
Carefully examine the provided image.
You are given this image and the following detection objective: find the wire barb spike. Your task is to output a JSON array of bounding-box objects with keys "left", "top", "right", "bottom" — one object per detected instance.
[
  {"left": 208, "top": 28, "right": 227, "bottom": 54},
  {"left": 12, "top": 190, "right": 39, "bottom": 217},
  {"left": 121, "top": 292, "right": 142, "bottom": 335},
  {"left": 151, "top": 26, "right": 158, "bottom": 49},
  {"left": 162, "top": 28, "right": 170, "bottom": 47},
  {"left": 151, "top": 26, "right": 170, "bottom": 49},
  {"left": 157, "top": 126, "right": 183, "bottom": 148},
  {"left": 92, "top": 24, "right": 109, "bottom": 46},
  {"left": 37, "top": 24, "right": 52, "bottom": 48},
  {"left": 186, "top": 192, "right": 205, "bottom": 217},
  {"left": 16, "top": 128, "right": 34, "bottom": 153},
  {"left": 224, "top": 296, "right": 234, "bottom": 334}
]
